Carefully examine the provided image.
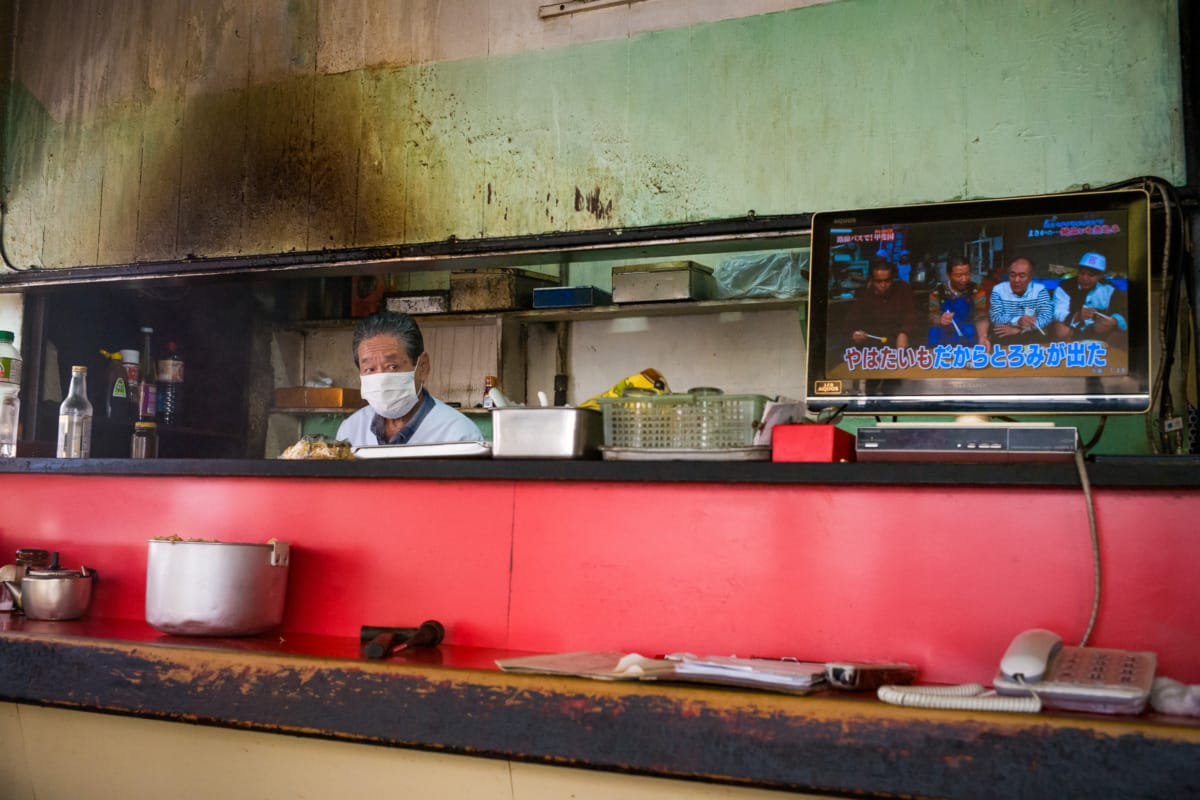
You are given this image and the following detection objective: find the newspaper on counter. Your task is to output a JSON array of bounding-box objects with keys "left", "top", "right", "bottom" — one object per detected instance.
[{"left": 496, "top": 651, "right": 827, "bottom": 695}]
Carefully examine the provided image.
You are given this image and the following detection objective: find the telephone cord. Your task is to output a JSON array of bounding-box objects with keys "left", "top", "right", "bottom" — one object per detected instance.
[{"left": 877, "top": 683, "right": 1042, "bottom": 713}]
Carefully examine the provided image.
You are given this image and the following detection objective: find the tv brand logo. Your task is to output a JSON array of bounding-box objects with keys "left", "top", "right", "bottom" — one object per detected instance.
[{"left": 813, "top": 380, "right": 843, "bottom": 395}]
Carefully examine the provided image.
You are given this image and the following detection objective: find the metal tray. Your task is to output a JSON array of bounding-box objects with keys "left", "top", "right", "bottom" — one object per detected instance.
[
  {"left": 352, "top": 442, "right": 492, "bottom": 459},
  {"left": 599, "top": 446, "right": 770, "bottom": 461}
]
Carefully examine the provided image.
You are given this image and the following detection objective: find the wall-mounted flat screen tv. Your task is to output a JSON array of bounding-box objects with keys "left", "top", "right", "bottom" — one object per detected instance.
[{"left": 805, "top": 188, "right": 1151, "bottom": 415}]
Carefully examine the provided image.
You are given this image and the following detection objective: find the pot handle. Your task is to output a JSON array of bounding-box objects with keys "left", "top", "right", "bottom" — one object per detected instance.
[{"left": 269, "top": 540, "right": 290, "bottom": 567}]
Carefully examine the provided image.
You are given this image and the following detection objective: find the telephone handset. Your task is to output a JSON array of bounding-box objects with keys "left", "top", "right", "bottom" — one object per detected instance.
[{"left": 993, "top": 628, "right": 1157, "bottom": 714}]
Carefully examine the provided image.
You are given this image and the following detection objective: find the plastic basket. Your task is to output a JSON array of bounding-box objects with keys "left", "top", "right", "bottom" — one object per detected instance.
[{"left": 598, "top": 393, "right": 768, "bottom": 449}]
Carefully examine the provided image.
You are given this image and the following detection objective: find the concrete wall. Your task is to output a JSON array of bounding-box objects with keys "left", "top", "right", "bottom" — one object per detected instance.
[{"left": 0, "top": 0, "right": 1184, "bottom": 271}]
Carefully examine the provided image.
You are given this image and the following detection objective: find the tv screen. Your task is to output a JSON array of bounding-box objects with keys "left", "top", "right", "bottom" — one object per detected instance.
[{"left": 805, "top": 189, "right": 1151, "bottom": 415}]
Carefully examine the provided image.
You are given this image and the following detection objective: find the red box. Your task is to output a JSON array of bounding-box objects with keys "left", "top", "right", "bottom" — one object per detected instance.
[
  {"left": 771, "top": 424, "right": 855, "bottom": 463},
  {"left": 351, "top": 275, "right": 386, "bottom": 317}
]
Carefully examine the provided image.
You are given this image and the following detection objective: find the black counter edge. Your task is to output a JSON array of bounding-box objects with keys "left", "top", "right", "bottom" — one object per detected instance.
[
  {"left": 0, "top": 456, "right": 1198, "bottom": 488},
  {"left": 1, "top": 635, "right": 1196, "bottom": 800}
]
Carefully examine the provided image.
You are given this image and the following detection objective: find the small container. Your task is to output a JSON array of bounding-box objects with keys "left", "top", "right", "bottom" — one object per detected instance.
[
  {"left": 491, "top": 407, "right": 603, "bottom": 458},
  {"left": 121, "top": 349, "right": 140, "bottom": 411},
  {"left": 611, "top": 261, "right": 715, "bottom": 304},
  {"left": 145, "top": 538, "right": 291, "bottom": 636},
  {"left": 11, "top": 563, "right": 96, "bottom": 620},
  {"left": 156, "top": 341, "right": 184, "bottom": 425},
  {"left": 449, "top": 268, "right": 557, "bottom": 312},
  {"left": 131, "top": 420, "right": 158, "bottom": 458},
  {"left": 137, "top": 328, "right": 157, "bottom": 421},
  {"left": 15, "top": 548, "right": 52, "bottom": 572},
  {"left": 532, "top": 285, "right": 612, "bottom": 309},
  {"left": 0, "top": 330, "right": 22, "bottom": 458},
  {"left": 482, "top": 375, "right": 498, "bottom": 409},
  {"left": 101, "top": 349, "right": 131, "bottom": 422},
  {"left": 57, "top": 365, "right": 93, "bottom": 458},
  {"left": 385, "top": 291, "right": 450, "bottom": 315},
  {"left": 599, "top": 393, "right": 769, "bottom": 449}
]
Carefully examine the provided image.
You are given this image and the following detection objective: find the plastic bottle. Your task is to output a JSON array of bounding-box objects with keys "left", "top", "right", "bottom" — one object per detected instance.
[
  {"left": 0, "top": 330, "right": 21, "bottom": 458},
  {"left": 57, "top": 365, "right": 93, "bottom": 458},
  {"left": 156, "top": 341, "right": 183, "bottom": 425},
  {"left": 100, "top": 349, "right": 131, "bottom": 422},
  {"left": 121, "top": 349, "right": 140, "bottom": 413},
  {"left": 131, "top": 420, "right": 158, "bottom": 458},
  {"left": 482, "top": 375, "right": 498, "bottom": 409},
  {"left": 137, "top": 327, "right": 157, "bottom": 421}
]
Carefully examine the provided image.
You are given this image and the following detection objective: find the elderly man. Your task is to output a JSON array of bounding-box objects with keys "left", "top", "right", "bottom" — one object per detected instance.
[
  {"left": 845, "top": 259, "right": 917, "bottom": 350},
  {"left": 336, "top": 310, "right": 483, "bottom": 446},
  {"left": 989, "top": 256, "right": 1053, "bottom": 344},
  {"left": 1052, "top": 252, "right": 1128, "bottom": 342}
]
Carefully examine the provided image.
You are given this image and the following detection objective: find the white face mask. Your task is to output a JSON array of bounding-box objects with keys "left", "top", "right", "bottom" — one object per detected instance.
[{"left": 360, "top": 370, "right": 421, "bottom": 419}]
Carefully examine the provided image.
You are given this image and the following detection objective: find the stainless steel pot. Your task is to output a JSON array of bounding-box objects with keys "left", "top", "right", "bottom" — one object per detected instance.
[
  {"left": 2, "top": 564, "right": 95, "bottom": 620},
  {"left": 145, "top": 539, "right": 290, "bottom": 636}
]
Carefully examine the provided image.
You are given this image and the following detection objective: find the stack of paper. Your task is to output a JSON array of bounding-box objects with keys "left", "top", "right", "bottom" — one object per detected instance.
[
  {"left": 495, "top": 651, "right": 676, "bottom": 681},
  {"left": 496, "top": 651, "right": 827, "bottom": 694},
  {"left": 672, "top": 656, "right": 827, "bottom": 693}
]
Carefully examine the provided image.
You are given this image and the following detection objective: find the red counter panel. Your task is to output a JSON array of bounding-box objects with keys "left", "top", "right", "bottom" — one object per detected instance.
[{"left": 1, "top": 473, "right": 1197, "bottom": 685}]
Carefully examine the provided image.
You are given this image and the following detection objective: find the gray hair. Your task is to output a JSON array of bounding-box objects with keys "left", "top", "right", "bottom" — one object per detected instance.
[{"left": 351, "top": 310, "right": 424, "bottom": 367}]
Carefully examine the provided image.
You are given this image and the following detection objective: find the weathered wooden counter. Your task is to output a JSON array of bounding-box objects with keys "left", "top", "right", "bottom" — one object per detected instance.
[{"left": 1, "top": 617, "right": 1197, "bottom": 799}]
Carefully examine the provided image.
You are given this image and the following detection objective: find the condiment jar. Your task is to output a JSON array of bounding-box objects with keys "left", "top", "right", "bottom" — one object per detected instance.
[
  {"left": 15, "top": 548, "right": 51, "bottom": 574},
  {"left": 131, "top": 420, "right": 158, "bottom": 458}
]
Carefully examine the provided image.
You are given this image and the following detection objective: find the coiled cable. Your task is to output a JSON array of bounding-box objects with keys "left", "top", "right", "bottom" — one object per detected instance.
[{"left": 877, "top": 682, "right": 1041, "bottom": 713}]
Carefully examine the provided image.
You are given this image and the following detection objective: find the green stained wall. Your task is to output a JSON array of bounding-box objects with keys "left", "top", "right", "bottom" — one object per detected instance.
[{"left": 0, "top": 0, "right": 1185, "bottom": 270}]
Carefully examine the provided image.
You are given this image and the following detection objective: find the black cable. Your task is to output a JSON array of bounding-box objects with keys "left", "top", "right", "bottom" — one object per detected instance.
[
  {"left": 1151, "top": 179, "right": 1187, "bottom": 452},
  {"left": 1081, "top": 415, "right": 1108, "bottom": 454}
]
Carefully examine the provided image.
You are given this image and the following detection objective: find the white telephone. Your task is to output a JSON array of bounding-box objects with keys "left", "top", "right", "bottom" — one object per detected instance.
[
  {"left": 992, "top": 628, "right": 1157, "bottom": 714},
  {"left": 877, "top": 629, "right": 1157, "bottom": 714}
]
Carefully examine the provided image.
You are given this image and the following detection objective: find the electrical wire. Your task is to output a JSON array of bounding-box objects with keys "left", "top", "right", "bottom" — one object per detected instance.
[
  {"left": 1139, "top": 178, "right": 1185, "bottom": 453},
  {"left": 1093, "top": 175, "right": 1187, "bottom": 454},
  {"left": 1080, "top": 415, "right": 1108, "bottom": 454},
  {"left": 1073, "top": 446, "right": 1101, "bottom": 648}
]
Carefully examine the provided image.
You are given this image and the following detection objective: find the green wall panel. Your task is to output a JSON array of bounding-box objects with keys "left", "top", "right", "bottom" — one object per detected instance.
[{"left": 0, "top": 0, "right": 1184, "bottom": 269}]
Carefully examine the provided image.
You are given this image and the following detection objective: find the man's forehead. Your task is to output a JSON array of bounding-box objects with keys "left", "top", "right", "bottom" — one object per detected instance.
[{"left": 358, "top": 335, "right": 408, "bottom": 358}]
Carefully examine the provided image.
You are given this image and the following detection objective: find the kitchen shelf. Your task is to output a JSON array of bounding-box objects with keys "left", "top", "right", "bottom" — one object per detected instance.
[
  {"left": 511, "top": 295, "right": 805, "bottom": 323},
  {"left": 278, "top": 295, "right": 807, "bottom": 332},
  {"left": 279, "top": 312, "right": 509, "bottom": 333}
]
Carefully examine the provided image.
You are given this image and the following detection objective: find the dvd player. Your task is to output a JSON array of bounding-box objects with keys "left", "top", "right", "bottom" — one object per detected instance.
[{"left": 855, "top": 424, "right": 1078, "bottom": 463}]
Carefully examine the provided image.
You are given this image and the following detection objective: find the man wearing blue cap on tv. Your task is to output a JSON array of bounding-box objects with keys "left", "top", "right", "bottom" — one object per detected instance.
[{"left": 1051, "top": 252, "right": 1127, "bottom": 342}]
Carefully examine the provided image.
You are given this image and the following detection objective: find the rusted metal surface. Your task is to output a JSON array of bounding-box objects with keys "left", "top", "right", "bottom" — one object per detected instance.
[
  {"left": 0, "top": 631, "right": 1196, "bottom": 799},
  {"left": 0, "top": 213, "right": 809, "bottom": 287}
]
